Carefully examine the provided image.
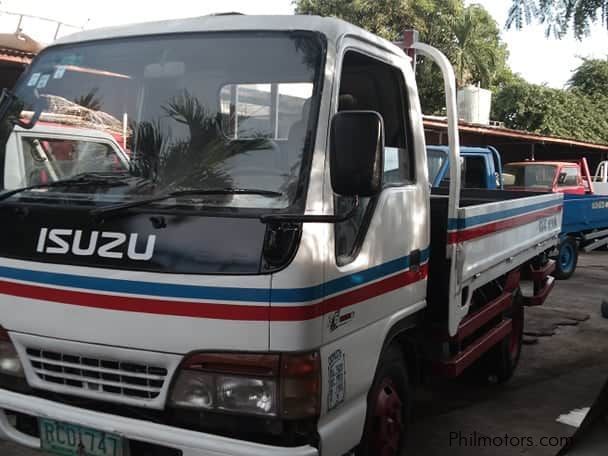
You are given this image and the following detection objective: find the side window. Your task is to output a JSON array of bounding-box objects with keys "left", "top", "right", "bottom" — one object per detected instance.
[
  {"left": 20, "top": 136, "right": 126, "bottom": 186},
  {"left": 334, "top": 50, "right": 413, "bottom": 265},
  {"left": 558, "top": 167, "right": 579, "bottom": 187},
  {"left": 462, "top": 156, "right": 486, "bottom": 188},
  {"left": 219, "top": 83, "right": 313, "bottom": 139}
]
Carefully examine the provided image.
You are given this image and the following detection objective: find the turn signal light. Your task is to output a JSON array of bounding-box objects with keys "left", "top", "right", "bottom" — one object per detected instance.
[{"left": 0, "top": 326, "right": 24, "bottom": 377}]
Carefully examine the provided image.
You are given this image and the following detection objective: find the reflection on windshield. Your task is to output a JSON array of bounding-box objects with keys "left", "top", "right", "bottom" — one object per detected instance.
[
  {"left": 427, "top": 151, "right": 447, "bottom": 184},
  {"left": 3, "top": 32, "right": 324, "bottom": 210},
  {"left": 503, "top": 165, "right": 557, "bottom": 188}
]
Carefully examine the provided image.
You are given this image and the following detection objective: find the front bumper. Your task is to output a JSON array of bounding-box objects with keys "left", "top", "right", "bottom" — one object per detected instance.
[{"left": 0, "top": 388, "right": 318, "bottom": 456}]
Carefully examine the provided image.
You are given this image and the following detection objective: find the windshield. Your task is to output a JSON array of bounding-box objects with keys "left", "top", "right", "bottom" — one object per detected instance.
[
  {"left": 1, "top": 32, "right": 324, "bottom": 210},
  {"left": 503, "top": 164, "right": 557, "bottom": 189}
]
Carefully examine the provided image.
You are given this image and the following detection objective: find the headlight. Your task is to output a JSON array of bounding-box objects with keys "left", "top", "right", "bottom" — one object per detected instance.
[
  {"left": 0, "top": 326, "right": 24, "bottom": 377},
  {"left": 169, "top": 352, "right": 319, "bottom": 418},
  {"left": 170, "top": 371, "right": 277, "bottom": 416},
  {"left": 170, "top": 371, "right": 215, "bottom": 409}
]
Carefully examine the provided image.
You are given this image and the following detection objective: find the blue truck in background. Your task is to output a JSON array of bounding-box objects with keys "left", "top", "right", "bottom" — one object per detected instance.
[
  {"left": 428, "top": 146, "right": 608, "bottom": 279},
  {"left": 427, "top": 145, "right": 503, "bottom": 189}
]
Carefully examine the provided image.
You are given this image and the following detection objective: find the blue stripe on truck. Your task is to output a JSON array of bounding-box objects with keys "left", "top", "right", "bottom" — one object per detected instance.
[
  {"left": 0, "top": 248, "right": 429, "bottom": 304},
  {"left": 447, "top": 199, "right": 561, "bottom": 230}
]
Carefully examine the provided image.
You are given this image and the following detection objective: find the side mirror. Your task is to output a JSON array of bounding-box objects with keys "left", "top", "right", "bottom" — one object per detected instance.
[{"left": 330, "top": 111, "right": 384, "bottom": 197}]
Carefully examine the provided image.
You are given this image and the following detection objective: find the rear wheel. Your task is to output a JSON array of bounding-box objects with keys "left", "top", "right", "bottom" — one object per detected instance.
[
  {"left": 554, "top": 237, "right": 578, "bottom": 280},
  {"left": 469, "top": 290, "right": 524, "bottom": 384},
  {"left": 357, "top": 345, "right": 410, "bottom": 456}
]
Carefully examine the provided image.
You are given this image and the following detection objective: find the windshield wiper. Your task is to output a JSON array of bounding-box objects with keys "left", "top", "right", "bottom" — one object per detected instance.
[
  {"left": 0, "top": 173, "right": 133, "bottom": 203},
  {"left": 91, "top": 187, "right": 283, "bottom": 218}
]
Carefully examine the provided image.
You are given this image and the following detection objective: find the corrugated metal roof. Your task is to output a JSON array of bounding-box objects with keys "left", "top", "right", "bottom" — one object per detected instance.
[
  {"left": 0, "top": 32, "right": 41, "bottom": 64},
  {"left": 423, "top": 116, "right": 608, "bottom": 152}
]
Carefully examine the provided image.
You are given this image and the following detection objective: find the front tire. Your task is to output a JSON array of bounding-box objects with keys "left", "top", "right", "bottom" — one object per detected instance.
[
  {"left": 357, "top": 345, "right": 410, "bottom": 456},
  {"left": 554, "top": 237, "right": 578, "bottom": 280}
]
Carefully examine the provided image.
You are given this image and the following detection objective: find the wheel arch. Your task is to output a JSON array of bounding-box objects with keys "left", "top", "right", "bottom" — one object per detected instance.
[{"left": 377, "top": 312, "right": 423, "bottom": 386}]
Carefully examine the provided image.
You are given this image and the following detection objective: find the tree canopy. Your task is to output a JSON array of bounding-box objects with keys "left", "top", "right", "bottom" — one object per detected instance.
[
  {"left": 507, "top": 0, "right": 608, "bottom": 39},
  {"left": 294, "top": 0, "right": 608, "bottom": 144},
  {"left": 294, "top": 0, "right": 510, "bottom": 113},
  {"left": 492, "top": 75, "right": 608, "bottom": 144},
  {"left": 568, "top": 58, "right": 608, "bottom": 95}
]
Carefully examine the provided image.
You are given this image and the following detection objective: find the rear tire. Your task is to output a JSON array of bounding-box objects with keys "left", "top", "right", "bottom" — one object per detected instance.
[
  {"left": 553, "top": 237, "right": 578, "bottom": 280},
  {"left": 469, "top": 290, "right": 524, "bottom": 384},
  {"left": 357, "top": 345, "right": 410, "bottom": 456}
]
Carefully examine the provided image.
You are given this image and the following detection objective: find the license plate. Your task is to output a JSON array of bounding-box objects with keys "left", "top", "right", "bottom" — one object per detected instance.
[{"left": 39, "top": 418, "right": 125, "bottom": 456}]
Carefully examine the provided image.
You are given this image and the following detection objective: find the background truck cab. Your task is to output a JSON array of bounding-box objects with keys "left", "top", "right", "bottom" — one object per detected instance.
[
  {"left": 502, "top": 159, "right": 593, "bottom": 195},
  {"left": 427, "top": 145, "right": 502, "bottom": 189},
  {"left": 504, "top": 158, "right": 608, "bottom": 279}
]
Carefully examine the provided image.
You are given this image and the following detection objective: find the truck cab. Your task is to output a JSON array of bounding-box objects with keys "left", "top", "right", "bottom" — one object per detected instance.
[
  {"left": 503, "top": 160, "right": 592, "bottom": 195},
  {"left": 591, "top": 160, "right": 608, "bottom": 195},
  {"left": 0, "top": 15, "right": 561, "bottom": 456},
  {"left": 427, "top": 145, "right": 502, "bottom": 189}
]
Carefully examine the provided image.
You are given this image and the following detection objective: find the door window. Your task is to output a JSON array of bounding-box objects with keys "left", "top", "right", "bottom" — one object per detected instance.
[{"left": 334, "top": 50, "right": 413, "bottom": 264}]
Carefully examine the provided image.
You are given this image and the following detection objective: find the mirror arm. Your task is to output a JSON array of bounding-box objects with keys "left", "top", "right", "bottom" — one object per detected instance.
[
  {"left": 259, "top": 196, "right": 359, "bottom": 224},
  {"left": 11, "top": 108, "right": 42, "bottom": 130}
]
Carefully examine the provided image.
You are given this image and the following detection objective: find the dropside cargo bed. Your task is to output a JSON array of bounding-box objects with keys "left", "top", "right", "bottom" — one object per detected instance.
[
  {"left": 562, "top": 193, "right": 608, "bottom": 235},
  {"left": 427, "top": 188, "right": 562, "bottom": 329}
]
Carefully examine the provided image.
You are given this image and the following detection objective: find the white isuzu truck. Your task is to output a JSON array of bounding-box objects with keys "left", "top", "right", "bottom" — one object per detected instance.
[{"left": 0, "top": 15, "right": 562, "bottom": 456}]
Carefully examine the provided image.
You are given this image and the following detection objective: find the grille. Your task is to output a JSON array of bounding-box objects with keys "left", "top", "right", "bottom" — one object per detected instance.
[{"left": 25, "top": 348, "right": 168, "bottom": 400}]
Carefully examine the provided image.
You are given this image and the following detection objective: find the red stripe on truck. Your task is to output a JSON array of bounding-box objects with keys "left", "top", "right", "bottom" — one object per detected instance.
[
  {"left": 0, "top": 263, "right": 428, "bottom": 321},
  {"left": 447, "top": 205, "right": 562, "bottom": 244},
  {"left": 270, "top": 263, "right": 429, "bottom": 320}
]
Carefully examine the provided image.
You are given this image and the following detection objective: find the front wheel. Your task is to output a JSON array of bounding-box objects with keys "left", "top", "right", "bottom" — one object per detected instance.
[
  {"left": 357, "top": 345, "right": 410, "bottom": 456},
  {"left": 554, "top": 237, "right": 578, "bottom": 280}
]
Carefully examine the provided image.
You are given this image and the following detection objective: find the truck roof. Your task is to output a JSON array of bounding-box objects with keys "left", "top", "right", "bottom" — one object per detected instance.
[{"left": 52, "top": 14, "right": 408, "bottom": 59}]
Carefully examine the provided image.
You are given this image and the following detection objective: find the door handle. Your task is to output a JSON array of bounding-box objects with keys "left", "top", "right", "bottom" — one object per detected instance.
[{"left": 410, "top": 249, "right": 421, "bottom": 272}]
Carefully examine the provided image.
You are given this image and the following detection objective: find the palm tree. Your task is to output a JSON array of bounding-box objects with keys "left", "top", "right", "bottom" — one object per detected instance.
[
  {"left": 132, "top": 90, "right": 270, "bottom": 191},
  {"left": 74, "top": 89, "right": 103, "bottom": 111},
  {"left": 452, "top": 5, "right": 505, "bottom": 88}
]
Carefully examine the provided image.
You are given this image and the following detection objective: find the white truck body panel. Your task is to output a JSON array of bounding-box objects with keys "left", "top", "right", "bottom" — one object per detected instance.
[{"left": 0, "top": 257, "right": 271, "bottom": 353}]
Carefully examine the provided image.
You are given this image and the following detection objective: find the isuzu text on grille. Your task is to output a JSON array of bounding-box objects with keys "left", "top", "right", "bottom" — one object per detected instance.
[{"left": 36, "top": 228, "right": 156, "bottom": 261}]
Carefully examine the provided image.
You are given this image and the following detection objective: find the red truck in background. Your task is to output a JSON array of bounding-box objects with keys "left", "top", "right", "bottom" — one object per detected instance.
[
  {"left": 503, "top": 158, "right": 608, "bottom": 279},
  {"left": 502, "top": 158, "right": 594, "bottom": 195}
]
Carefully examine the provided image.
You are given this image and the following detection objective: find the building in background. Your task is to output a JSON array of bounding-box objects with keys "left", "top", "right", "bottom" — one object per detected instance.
[
  {"left": 0, "top": 32, "right": 41, "bottom": 89},
  {"left": 424, "top": 116, "right": 608, "bottom": 170},
  {"left": 0, "top": 10, "right": 86, "bottom": 90}
]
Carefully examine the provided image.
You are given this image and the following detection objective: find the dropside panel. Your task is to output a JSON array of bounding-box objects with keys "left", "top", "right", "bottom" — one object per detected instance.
[
  {"left": 452, "top": 192, "right": 562, "bottom": 283},
  {"left": 562, "top": 193, "right": 608, "bottom": 234}
]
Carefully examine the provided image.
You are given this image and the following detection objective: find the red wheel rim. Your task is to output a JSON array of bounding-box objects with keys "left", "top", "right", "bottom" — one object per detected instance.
[
  {"left": 370, "top": 377, "right": 403, "bottom": 456},
  {"left": 509, "top": 304, "right": 523, "bottom": 362}
]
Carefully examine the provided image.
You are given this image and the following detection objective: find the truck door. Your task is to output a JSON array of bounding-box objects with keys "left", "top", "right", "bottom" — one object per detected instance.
[{"left": 319, "top": 42, "right": 429, "bottom": 409}]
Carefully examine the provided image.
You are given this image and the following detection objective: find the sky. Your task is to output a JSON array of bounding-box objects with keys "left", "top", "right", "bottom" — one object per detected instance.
[{"left": 0, "top": 0, "right": 606, "bottom": 88}]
